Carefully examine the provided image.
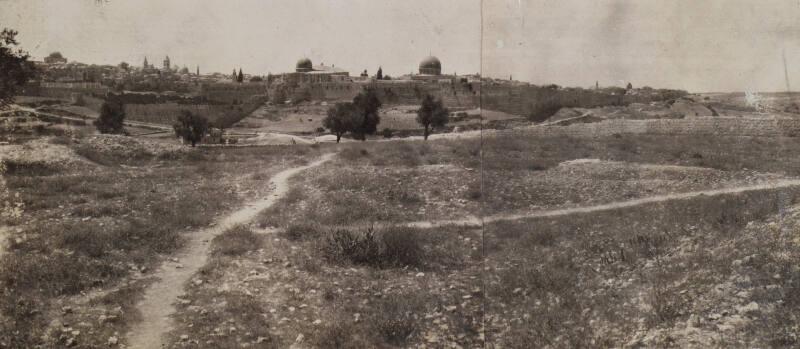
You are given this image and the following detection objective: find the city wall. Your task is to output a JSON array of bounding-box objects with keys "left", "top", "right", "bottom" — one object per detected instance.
[
  {"left": 271, "top": 80, "right": 479, "bottom": 109},
  {"left": 123, "top": 103, "right": 258, "bottom": 125},
  {"left": 481, "top": 84, "right": 686, "bottom": 117},
  {"left": 514, "top": 117, "right": 800, "bottom": 138}
]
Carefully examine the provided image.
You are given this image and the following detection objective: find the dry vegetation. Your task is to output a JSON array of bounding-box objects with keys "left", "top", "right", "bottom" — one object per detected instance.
[
  {"left": 6, "top": 97, "right": 800, "bottom": 348},
  {"left": 0, "top": 132, "right": 319, "bottom": 347}
]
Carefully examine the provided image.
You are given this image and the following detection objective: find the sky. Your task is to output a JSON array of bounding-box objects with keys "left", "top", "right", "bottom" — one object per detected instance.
[
  {"left": 484, "top": 0, "right": 800, "bottom": 92},
  {"left": 2, "top": 0, "right": 800, "bottom": 92},
  {"left": 0, "top": 0, "right": 481, "bottom": 78}
]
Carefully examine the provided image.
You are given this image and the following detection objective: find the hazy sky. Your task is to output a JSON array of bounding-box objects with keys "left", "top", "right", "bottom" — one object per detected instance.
[
  {"left": 2, "top": 0, "right": 800, "bottom": 92},
  {"left": 484, "top": 0, "right": 800, "bottom": 92},
  {"left": 0, "top": 0, "right": 481, "bottom": 78}
]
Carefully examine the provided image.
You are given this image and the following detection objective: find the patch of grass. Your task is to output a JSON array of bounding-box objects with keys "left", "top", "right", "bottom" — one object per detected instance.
[
  {"left": 281, "top": 222, "right": 322, "bottom": 241},
  {"left": 212, "top": 225, "right": 263, "bottom": 256},
  {"left": 1, "top": 160, "right": 61, "bottom": 176},
  {"left": 370, "top": 292, "right": 428, "bottom": 346}
]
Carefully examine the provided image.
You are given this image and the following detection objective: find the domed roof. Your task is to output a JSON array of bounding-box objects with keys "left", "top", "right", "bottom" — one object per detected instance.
[
  {"left": 419, "top": 56, "right": 441, "bottom": 75},
  {"left": 296, "top": 58, "right": 313, "bottom": 72},
  {"left": 419, "top": 56, "right": 441, "bottom": 70}
]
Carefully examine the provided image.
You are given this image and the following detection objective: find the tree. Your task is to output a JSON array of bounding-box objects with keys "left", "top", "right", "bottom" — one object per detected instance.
[
  {"left": 94, "top": 101, "right": 126, "bottom": 134},
  {"left": 351, "top": 88, "right": 382, "bottom": 140},
  {"left": 626, "top": 82, "right": 633, "bottom": 90},
  {"left": 237, "top": 68, "right": 244, "bottom": 83},
  {"left": 249, "top": 76, "right": 263, "bottom": 82},
  {"left": 323, "top": 102, "right": 357, "bottom": 143},
  {"left": 376, "top": 66, "right": 383, "bottom": 80},
  {"left": 0, "top": 29, "right": 36, "bottom": 109},
  {"left": 416, "top": 94, "right": 449, "bottom": 140},
  {"left": 118, "top": 62, "right": 130, "bottom": 71},
  {"left": 173, "top": 110, "right": 208, "bottom": 147}
]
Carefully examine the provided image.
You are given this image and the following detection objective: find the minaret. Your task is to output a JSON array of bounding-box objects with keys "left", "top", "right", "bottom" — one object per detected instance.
[
  {"left": 163, "top": 56, "right": 170, "bottom": 71},
  {"left": 196, "top": 65, "right": 200, "bottom": 76}
]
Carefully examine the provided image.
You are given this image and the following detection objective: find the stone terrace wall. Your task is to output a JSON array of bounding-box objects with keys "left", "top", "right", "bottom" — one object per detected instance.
[{"left": 517, "top": 117, "right": 800, "bottom": 138}]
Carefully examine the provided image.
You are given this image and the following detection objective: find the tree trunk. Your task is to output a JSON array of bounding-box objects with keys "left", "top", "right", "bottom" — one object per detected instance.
[
  {"left": 336, "top": 134, "right": 341, "bottom": 143},
  {"left": 424, "top": 125, "right": 430, "bottom": 140},
  {"left": 191, "top": 140, "right": 196, "bottom": 147}
]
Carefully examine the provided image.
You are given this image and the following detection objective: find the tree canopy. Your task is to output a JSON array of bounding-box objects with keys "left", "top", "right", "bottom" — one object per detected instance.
[
  {"left": 323, "top": 102, "right": 358, "bottom": 143},
  {"left": 0, "top": 29, "right": 36, "bottom": 109},
  {"left": 94, "top": 101, "right": 126, "bottom": 134},
  {"left": 416, "top": 94, "right": 449, "bottom": 140},
  {"left": 351, "top": 88, "right": 382, "bottom": 140},
  {"left": 173, "top": 110, "right": 209, "bottom": 147}
]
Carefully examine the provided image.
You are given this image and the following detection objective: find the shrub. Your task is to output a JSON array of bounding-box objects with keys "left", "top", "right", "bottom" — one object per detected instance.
[
  {"left": 94, "top": 101, "right": 126, "bottom": 134},
  {"left": 173, "top": 110, "right": 208, "bottom": 147},
  {"left": 321, "top": 228, "right": 381, "bottom": 266},
  {"left": 370, "top": 293, "right": 426, "bottom": 345},
  {"left": 282, "top": 223, "right": 321, "bottom": 241},
  {"left": 320, "top": 227, "right": 425, "bottom": 268},
  {"left": 381, "top": 127, "right": 394, "bottom": 138},
  {"left": 212, "top": 225, "right": 262, "bottom": 256}
]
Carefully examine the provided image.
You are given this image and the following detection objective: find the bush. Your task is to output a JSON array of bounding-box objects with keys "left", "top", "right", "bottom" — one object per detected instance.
[
  {"left": 282, "top": 223, "right": 321, "bottom": 241},
  {"left": 173, "top": 110, "right": 208, "bottom": 147},
  {"left": 321, "top": 228, "right": 382, "bottom": 266},
  {"left": 381, "top": 127, "right": 394, "bottom": 138},
  {"left": 320, "top": 227, "right": 425, "bottom": 268},
  {"left": 370, "top": 293, "right": 426, "bottom": 345},
  {"left": 212, "top": 225, "right": 262, "bottom": 256},
  {"left": 94, "top": 101, "right": 126, "bottom": 134}
]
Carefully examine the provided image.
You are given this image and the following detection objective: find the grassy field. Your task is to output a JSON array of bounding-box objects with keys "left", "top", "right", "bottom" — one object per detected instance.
[
  {"left": 5, "top": 105, "right": 800, "bottom": 347},
  {"left": 0, "top": 133, "right": 320, "bottom": 347}
]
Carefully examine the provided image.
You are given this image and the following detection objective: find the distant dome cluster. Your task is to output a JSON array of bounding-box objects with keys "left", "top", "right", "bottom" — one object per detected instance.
[
  {"left": 418, "top": 56, "right": 441, "bottom": 75},
  {"left": 296, "top": 58, "right": 313, "bottom": 72},
  {"left": 292, "top": 55, "right": 442, "bottom": 76}
]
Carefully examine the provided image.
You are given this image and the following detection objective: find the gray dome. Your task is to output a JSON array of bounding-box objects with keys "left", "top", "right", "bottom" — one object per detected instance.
[
  {"left": 419, "top": 56, "right": 441, "bottom": 75},
  {"left": 296, "top": 58, "right": 313, "bottom": 72}
]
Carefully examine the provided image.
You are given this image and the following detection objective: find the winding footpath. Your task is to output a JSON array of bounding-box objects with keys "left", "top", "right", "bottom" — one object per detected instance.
[
  {"left": 125, "top": 153, "right": 335, "bottom": 349},
  {"left": 404, "top": 178, "right": 800, "bottom": 228}
]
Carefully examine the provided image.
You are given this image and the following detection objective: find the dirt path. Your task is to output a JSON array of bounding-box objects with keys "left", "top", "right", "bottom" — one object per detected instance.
[
  {"left": 124, "top": 153, "right": 336, "bottom": 349},
  {"left": 403, "top": 179, "right": 800, "bottom": 228}
]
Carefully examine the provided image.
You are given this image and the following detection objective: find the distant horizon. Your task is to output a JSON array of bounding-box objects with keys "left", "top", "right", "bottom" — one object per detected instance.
[{"left": 3, "top": 0, "right": 800, "bottom": 93}]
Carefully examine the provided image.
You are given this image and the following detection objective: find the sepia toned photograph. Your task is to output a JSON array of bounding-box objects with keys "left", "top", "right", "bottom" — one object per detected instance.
[{"left": 1, "top": 0, "right": 800, "bottom": 348}]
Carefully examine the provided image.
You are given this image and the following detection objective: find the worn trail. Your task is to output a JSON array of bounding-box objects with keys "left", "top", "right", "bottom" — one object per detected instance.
[
  {"left": 403, "top": 179, "right": 800, "bottom": 228},
  {"left": 125, "top": 153, "right": 335, "bottom": 349}
]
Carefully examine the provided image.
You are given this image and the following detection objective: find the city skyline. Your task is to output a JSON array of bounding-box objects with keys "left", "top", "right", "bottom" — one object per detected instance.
[{"left": 3, "top": 0, "right": 800, "bottom": 91}]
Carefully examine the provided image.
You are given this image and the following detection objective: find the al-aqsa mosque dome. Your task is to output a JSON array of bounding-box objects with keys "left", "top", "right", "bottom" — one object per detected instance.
[
  {"left": 419, "top": 56, "right": 442, "bottom": 75},
  {"left": 296, "top": 58, "right": 313, "bottom": 72}
]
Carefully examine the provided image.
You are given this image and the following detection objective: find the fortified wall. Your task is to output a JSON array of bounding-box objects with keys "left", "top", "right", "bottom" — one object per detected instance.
[
  {"left": 519, "top": 117, "right": 800, "bottom": 138},
  {"left": 123, "top": 103, "right": 253, "bottom": 125},
  {"left": 270, "top": 79, "right": 479, "bottom": 109},
  {"left": 20, "top": 81, "right": 110, "bottom": 99},
  {"left": 481, "top": 84, "right": 687, "bottom": 117},
  {"left": 200, "top": 82, "right": 267, "bottom": 104}
]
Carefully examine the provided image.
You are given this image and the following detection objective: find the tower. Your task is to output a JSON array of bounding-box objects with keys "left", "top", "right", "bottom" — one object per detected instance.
[
  {"left": 196, "top": 65, "right": 199, "bottom": 76},
  {"left": 143, "top": 56, "right": 149, "bottom": 68},
  {"left": 163, "top": 56, "right": 170, "bottom": 71}
]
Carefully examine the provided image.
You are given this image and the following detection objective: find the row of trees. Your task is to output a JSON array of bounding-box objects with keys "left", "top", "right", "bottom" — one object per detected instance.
[{"left": 323, "top": 89, "right": 449, "bottom": 142}]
